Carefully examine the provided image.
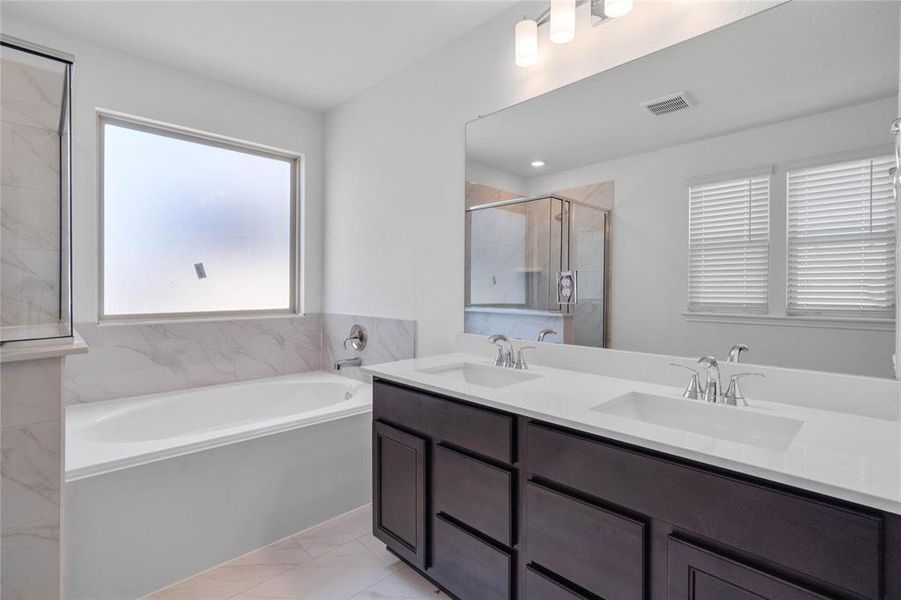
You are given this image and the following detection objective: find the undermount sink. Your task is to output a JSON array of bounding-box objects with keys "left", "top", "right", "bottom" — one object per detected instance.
[
  {"left": 416, "top": 362, "right": 541, "bottom": 389},
  {"left": 592, "top": 392, "right": 803, "bottom": 451}
]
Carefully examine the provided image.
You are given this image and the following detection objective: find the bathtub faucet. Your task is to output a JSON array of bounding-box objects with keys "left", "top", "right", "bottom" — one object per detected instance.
[{"left": 334, "top": 357, "right": 362, "bottom": 371}]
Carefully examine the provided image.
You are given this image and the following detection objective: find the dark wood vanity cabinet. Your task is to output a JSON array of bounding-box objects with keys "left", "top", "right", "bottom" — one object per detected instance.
[{"left": 371, "top": 379, "right": 901, "bottom": 600}]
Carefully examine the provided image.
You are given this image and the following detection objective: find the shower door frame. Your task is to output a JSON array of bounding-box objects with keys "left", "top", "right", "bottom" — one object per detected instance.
[{"left": 465, "top": 193, "right": 611, "bottom": 347}]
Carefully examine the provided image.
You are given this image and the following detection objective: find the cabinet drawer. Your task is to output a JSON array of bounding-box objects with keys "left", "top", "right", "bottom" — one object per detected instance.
[
  {"left": 524, "top": 567, "right": 591, "bottom": 600},
  {"left": 430, "top": 514, "right": 511, "bottom": 600},
  {"left": 525, "top": 482, "right": 645, "bottom": 600},
  {"left": 667, "top": 537, "right": 830, "bottom": 600},
  {"left": 374, "top": 380, "right": 513, "bottom": 463},
  {"left": 434, "top": 444, "right": 513, "bottom": 546},
  {"left": 527, "top": 423, "right": 882, "bottom": 600}
]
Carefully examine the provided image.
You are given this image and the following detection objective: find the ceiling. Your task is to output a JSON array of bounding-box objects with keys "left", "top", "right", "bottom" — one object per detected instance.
[
  {"left": 467, "top": 0, "right": 900, "bottom": 179},
  {"left": 1, "top": 0, "right": 514, "bottom": 111}
]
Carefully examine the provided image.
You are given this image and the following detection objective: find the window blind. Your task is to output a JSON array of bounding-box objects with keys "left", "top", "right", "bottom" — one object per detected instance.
[
  {"left": 787, "top": 155, "right": 895, "bottom": 319},
  {"left": 688, "top": 175, "right": 770, "bottom": 313}
]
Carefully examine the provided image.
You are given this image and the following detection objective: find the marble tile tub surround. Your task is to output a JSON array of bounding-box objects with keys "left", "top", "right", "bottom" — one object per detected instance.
[
  {"left": 322, "top": 313, "right": 415, "bottom": 383},
  {"left": 1, "top": 357, "right": 65, "bottom": 600},
  {"left": 66, "top": 313, "right": 415, "bottom": 403},
  {"left": 456, "top": 333, "right": 901, "bottom": 421}
]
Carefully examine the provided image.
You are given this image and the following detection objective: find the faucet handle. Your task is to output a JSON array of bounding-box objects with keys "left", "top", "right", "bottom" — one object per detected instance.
[
  {"left": 724, "top": 373, "right": 765, "bottom": 406},
  {"left": 670, "top": 363, "right": 702, "bottom": 400},
  {"left": 513, "top": 346, "right": 536, "bottom": 370}
]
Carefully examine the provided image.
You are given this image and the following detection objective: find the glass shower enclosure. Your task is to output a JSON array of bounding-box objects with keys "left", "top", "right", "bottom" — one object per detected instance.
[
  {"left": 464, "top": 195, "right": 609, "bottom": 347},
  {"left": 1, "top": 36, "right": 73, "bottom": 343}
]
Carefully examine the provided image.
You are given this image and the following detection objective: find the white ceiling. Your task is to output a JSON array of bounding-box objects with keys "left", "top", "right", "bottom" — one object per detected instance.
[
  {"left": 467, "top": 1, "right": 900, "bottom": 178},
  {"left": 2, "top": 0, "right": 514, "bottom": 110}
]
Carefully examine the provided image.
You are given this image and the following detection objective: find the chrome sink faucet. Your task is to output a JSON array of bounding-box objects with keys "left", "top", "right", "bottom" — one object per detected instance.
[
  {"left": 488, "top": 334, "right": 514, "bottom": 368},
  {"left": 727, "top": 344, "right": 749, "bottom": 363},
  {"left": 697, "top": 356, "right": 721, "bottom": 403}
]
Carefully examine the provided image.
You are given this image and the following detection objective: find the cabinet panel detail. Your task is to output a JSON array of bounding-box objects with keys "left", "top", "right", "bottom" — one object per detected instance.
[
  {"left": 434, "top": 444, "right": 513, "bottom": 546},
  {"left": 667, "top": 537, "right": 830, "bottom": 600},
  {"left": 525, "top": 481, "right": 645, "bottom": 600},
  {"left": 524, "top": 566, "right": 591, "bottom": 600},
  {"left": 527, "top": 423, "right": 882, "bottom": 599},
  {"left": 430, "top": 514, "right": 511, "bottom": 600},
  {"left": 372, "top": 421, "right": 427, "bottom": 569},
  {"left": 373, "top": 380, "right": 513, "bottom": 463}
]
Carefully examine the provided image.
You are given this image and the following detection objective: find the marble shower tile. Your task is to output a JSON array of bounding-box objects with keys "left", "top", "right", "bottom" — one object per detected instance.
[
  {"left": 0, "top": 121, "right": 60, "bottom": 192},
  {"left": 321, "top": 314, "right": 415, "bottom": 382},
  {"left": 1, "top": 420, "right": 61, "bottom": 531},
  {"left": 1, "top": 185, "right": 60, "bottom": 251},
  {"left": 0, "top": 357, "right": 62, "bottom": 428},
  {"left": 1, "top": 517, "right": 60, "bottom": 600},
  {"left": 0, "top": 57, "right": 64, "bottom": 131},
  {"left": 0, "top": 247, "right": 60, "bottom": 327}
]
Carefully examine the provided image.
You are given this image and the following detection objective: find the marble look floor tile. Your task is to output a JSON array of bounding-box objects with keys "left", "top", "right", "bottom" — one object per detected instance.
[
  {"left": 144, "top": 564, "right": 292, "bottom": 600},
  {"left": 291, "top": 506, "right": 372, "bottom": 557},
  {"left": 349, "top": 564, "right": 446, "bottom": 599},
  {"left": 236, "top": 540, "right": 398, "bottom": 599},
  {"left": 230, "top": 537, "right": 314, "bottom": 567}
]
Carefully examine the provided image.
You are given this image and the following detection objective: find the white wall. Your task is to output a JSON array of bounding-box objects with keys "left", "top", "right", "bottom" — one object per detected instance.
[
  {"left": 1, "top": 16, "right": 324, "bottom": 321},
  {"left": 526, "top": 98, "right": 896, "bottom": 377},
  {"left": 324, "top": 0, "right": 781, "bottom": 356},
  {"left": 465, "top": 160, "right": 527, "bottom": 196}
]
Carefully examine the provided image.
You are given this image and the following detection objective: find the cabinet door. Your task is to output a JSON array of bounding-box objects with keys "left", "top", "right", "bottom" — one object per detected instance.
[
  {"left": 372, "top": 421, "right": 427, "bottom": 569},
  {"left": 667, "top": 538, "right": 830, "bottom": 600}
]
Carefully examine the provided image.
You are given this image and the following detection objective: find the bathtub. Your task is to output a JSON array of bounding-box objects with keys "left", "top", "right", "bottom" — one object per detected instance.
[{"left": 65, "top": 371, "right": 373, "bottom": 599}]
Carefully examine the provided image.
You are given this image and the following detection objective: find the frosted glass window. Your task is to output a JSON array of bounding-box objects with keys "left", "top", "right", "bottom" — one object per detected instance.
[{"left": 101, "top": 118, "right": 297, "bottom": 318}]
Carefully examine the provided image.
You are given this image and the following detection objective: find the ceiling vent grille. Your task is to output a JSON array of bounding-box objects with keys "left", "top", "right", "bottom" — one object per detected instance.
[{"left": 641, "top": 92, "right": 694, "bottom": 116}]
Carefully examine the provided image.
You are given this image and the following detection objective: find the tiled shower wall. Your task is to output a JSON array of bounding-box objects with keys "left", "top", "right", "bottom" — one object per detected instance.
[
  {"left": 0, "top": 54, "right": 64, "bottom": 332},
  {"left": 66, "top": 313, "right": 415, "bottom": 404}
]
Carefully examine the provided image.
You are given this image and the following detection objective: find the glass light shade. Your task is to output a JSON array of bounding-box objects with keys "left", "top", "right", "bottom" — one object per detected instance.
[
  {"left": 515, "top": 18, "right": 538, "bottom": 67},
  {"left": 550, "top": 0, "right": 576, "bottom": 44},
  {"left": 604, "top": 0, "right": 633, "bottom": 18}
]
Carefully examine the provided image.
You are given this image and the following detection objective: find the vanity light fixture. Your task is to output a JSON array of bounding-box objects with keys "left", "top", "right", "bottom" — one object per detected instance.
[
  {"left": 530, "top": 160, "right": 546, "bottom": 168},
  {"left": 550, "top": 0, "right": 576, "bottom": 44},
  {"left": 515, "top": 0, "right": 633, "bottom": 68},
  {"left": 515, "top": 18, "right": 539, "bottom": 67}
]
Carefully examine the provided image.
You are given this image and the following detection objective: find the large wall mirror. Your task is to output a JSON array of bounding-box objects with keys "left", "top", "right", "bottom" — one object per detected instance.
[{"left": 465, "top": 1, "right": 900, "bottom": 378}]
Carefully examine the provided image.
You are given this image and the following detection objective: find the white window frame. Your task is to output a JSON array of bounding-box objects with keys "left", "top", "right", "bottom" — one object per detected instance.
[
  {"left": 97, "top": 110, "right": 302, "bottom": 323},
  {"left": 686, "top": 168, "right": 772, "bottom": 316},
  {"left": 785, "top": 148, "right": 896, "bottom": 321}
]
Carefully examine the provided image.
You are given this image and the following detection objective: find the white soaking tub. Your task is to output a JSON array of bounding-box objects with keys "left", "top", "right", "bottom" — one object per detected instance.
[{"left": 65, "top": 371, "right": 373, "bottom": 599}]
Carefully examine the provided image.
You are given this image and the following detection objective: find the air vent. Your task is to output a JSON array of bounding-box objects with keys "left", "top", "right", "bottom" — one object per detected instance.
[{"left": 641, "top": 92, "right": 695, "bottom": 116}]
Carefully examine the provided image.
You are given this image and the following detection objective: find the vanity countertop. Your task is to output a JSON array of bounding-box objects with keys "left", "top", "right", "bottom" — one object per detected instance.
[{"left": 364, "top": 353, "right": 901, "bottom": 515}]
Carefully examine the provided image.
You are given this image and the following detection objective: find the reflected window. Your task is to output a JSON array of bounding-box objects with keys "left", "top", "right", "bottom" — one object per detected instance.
[
  {"left": 100, "top": 115, "right": 298, "bottom": 319},
  {"left": 787, "top": 155, "right": 895, "bottom": 318},
  {"left": 687, "top": 174, "right": 770, "bottom": 314}
]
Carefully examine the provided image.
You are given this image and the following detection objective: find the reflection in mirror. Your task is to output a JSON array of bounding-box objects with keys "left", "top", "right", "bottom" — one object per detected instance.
[{"left": 464, "top": 1, "right": 899, "bottom": 378}]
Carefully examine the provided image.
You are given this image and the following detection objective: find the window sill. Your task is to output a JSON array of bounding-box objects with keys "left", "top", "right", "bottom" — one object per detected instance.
[
  {"left": 682, "top": 311, "right": 894, "bottom": 332},
  {"left": 96, "top": 310, "right": 304, "bottom": 328}
]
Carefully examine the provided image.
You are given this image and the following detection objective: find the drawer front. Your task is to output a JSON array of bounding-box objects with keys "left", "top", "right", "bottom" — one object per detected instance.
[
  {"left": 524, "top": 567, "right": 590, "bottom": 600},
  {"left": 434, "top": 444, "right": 513, "bottom": 546},
  {"left": 527, "top": 423, "right": 882, "bottom": 600},
  {"left": 430, "top": 514, "right": 511, "bottom": 600},
  {"left": 373, "top": 380, "right": 513, "bottom": 463},
  {"left": 525, "top": 482, "right": 645, "bottom": 600},
  {"left": 667, "top": 537, "right": 830, "bottom": 600}
]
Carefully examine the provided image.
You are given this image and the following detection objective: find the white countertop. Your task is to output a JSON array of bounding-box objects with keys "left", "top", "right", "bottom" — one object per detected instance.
[{"left": 365, "top": 353, "right": 901, "bottom": 515}]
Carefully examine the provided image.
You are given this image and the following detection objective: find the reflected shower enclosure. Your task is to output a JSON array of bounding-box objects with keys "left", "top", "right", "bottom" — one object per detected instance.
[
  {"left": 0, "top": 37, "right": 73, "bottom": 342},
  {"left": 464, "top": 196, "right": 609, "bottom": 347}
]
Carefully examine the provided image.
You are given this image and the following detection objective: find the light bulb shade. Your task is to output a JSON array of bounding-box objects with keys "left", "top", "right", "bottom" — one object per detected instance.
[
  {"left": 550, "top": 0, "right": 576, "bottom": 44},
  {"left": 604, "top": 0, "right": 633, "bottom": 18},
  {"left": 515, "top": 18, "right": 538, "bottom": 67}
]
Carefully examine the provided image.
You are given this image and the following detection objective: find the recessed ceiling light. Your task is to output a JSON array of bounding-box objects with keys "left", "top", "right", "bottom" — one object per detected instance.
[{"left": 531, "top": 160, "right": 545, "bottom": 168}]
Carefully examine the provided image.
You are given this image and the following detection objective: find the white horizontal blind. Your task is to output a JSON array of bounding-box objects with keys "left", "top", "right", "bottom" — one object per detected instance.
[
  {"left": 688, "top": 175, "right": 770, "bottom": 313},
  {"left": 787, "top": 156, "right": 895, "bottom": 319}
]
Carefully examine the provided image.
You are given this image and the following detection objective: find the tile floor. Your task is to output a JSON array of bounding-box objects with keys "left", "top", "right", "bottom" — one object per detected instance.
[{"left": 144, "top": 505, "right": 447, "bottom": 599}]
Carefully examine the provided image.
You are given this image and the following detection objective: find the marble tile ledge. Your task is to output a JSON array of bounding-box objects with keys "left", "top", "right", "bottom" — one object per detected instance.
[{"left": 0, "top": 331, "right": 87, "bottom": 363}]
